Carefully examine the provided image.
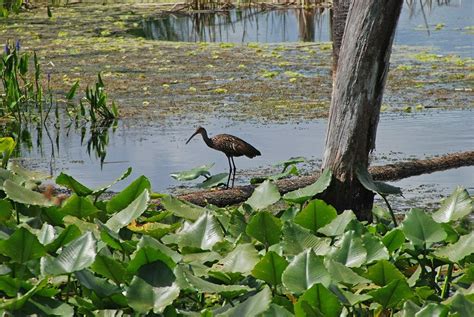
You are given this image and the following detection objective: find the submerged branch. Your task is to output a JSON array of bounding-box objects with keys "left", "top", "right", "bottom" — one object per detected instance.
[{"left": 174, "top": 150, "right": 474, "bottom": 207}]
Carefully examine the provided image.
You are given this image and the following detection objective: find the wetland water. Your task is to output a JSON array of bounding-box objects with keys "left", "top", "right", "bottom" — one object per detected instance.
[
  {"left": 3, "top": 1, "right": 474, "bottom": 208},
  {"left": 137, "top": 1, "right": 473, "bottom": 56},
  {"left": 19, "top": 110, "right": 474, "bottom": 201}
]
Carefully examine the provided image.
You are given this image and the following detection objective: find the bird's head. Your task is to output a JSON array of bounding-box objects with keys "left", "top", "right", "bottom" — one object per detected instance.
[{"left": 186, "top": 126, "right": 206, "bottom": 144}]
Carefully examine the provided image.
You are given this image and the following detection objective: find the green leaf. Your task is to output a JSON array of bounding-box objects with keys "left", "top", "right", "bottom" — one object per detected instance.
[
  {"left": 56, "top": 173, "right": 93, "bottom": 196},
  {"left": 362, "top": 233, "right": 389, "bottom": 264},
  {"left": 294, "top": 199, "right": 337, "bottom": 234},
  {"left": 128, "top": 221, "right": 180, "bottom": 240},
  {"left": 216, "top": 286, "right": 272, "bottom": 317},
  {"left": 281, "top": 221, "right": 331, "bottom": 256},
  {"left": 38, "top": 223, "right": 56, "bottom": 245},
  {"left": 170, "top": 163, "right": 214, "bottom": 181},
  {"left": 365, "top": 260, "right": 405, "bottom": 286},
  {"left": 105, "top": 189, "right": 150, "bottom": 233},
  {"left": 126, "top": 276, "right": 180, "bottom": 314},
  {"left": 260, "top": 303, "right": 294, "bottom": 317},
  {"left": 275, "top": 156, "right": 306, "bottom": 170},
  {"left": 45, "top": 225, "right": 82, "bottom": 253},
  {"left": 434, "top": 231, "right": 474, "bottom": 262},
  {"left": 283, "top": 169, "right": 332, "bottom": 204},
  {"left": 448, "top": 292, "right": 474, "bottom": 317},
  {"left": 368, "top": 279, "right": 414, "bottom": 308},
  {"left": 0, "top": 200, "right": 12, "bottom": 221},
  {"left": 91, "top": 255, "right": 128, "bottom": 284},
  {"left": 0, "top": 227, "right": 46, "bottom": 263},
  {"left": 294, "top": 284, "right": 342, "bottom": 317},
  {"left": 75, "top": 269, "right": 121, "bottom": 297},
  {"left": 0, "top": 137, "right": 15, "bottom": 168},
  {"left": 0, "top": 279, "right": 47, "bottom": 311},
  {"left": 253, "top": 165, "right": 299, "bottom": 184},
  {"left": 246, "top": 180, "right": 281, "bottom": 210},
  {"left": 282, "top": 249, "right": 330, "bottom": 293},
  {"left": 177, "top": 212, "right": 224, "bottom": 250},
  {"left": 432, "top": 186, "right": 473, "bottom": 223},
  {"left": 325, "top": 259, "right": 371, "bottom": 285},
  {"left": 91, "top": 167, "right": 133, "bottom": 197},
  {"left": 66, "top": 80, "right": 79, "bottom": 100},
  {"left": 246, "top": 211, "right": 282, "bottom": 247},
  {"left": 318, "top": 210, "right": 356, "bottom": 236},
  {"left": 197, "top": 173, "right": 229, "bottom": 188},
  {"left": 330, "top": 230, "right": 367, "bottom": 268},
  {"left": 60, "top": 194, "right": 99, "bottom": 218},
  {"left": 4, "top": 179, "right": 53, "bottom": 206},
  {"left": 382, "top": 228, "right": 405, "bottom": 253},
  {"left": 356, "top": 167, "right": 402, "bottom": 196},
  {"left": 106, "top": 175, "right": 151, "bottom": 214},
  {"left": 29, "top": 298, "right": 74, "bottom": 316},
  {"left": 128, "top": 236, "right": 179, "bottom": 273},
  {"left": 400, "top": 301, "right": 421, "bottom": 317},
  {"left": 252, "top": 251, "right": 289, "bottom": 286},
  {"left": 338, "top": 289, "right": 372, "bottom": 306},
  {"left": 401, "top": 208, "right": 447, "bottom": 247},
  {"left": 178, "top": 266, "right": 250, "bottom": 294},
  {"left": 41, "top": 232, "right": 97, "bottom": 275},
  {"left": 8, "top": 163, "right": 50, "bottom": 182},
  {"left": 161, "top": 195, "right": 207, "bottom": 221},
  {"left": 416, "top": 303, "right": 448, "bottom": 317},
  {"left": 214, "top": 243, "right": 260, "bottom": 274}
]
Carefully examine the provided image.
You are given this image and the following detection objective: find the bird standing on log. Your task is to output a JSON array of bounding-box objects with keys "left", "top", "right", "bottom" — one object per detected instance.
[{"left": 185, "top": 126, "right": 261, "bottom": 188}]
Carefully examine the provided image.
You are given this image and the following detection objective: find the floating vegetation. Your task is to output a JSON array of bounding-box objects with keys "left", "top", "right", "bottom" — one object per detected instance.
[{"left": 1, "top": 162, "right": 472, "bottom": 315}]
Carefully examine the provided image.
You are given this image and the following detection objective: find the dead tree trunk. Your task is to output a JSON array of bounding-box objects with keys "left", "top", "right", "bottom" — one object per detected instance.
[
  {"left": 321, "top": 0, "right": 404, "bottom": 221},
  {"left": 331, "top": 0, "right": 351, "bottom": 76}
]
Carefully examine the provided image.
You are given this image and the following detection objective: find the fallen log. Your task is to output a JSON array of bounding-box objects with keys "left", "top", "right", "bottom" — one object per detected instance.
[{"left": 174, "top": 151, "right": 474, "bottom": 207}]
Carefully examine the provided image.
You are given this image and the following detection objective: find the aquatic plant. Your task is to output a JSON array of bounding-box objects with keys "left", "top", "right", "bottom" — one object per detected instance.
[
  {"left": 1, "top": 42, "right": 119, "bottom": 166},
  {"left": 83, "top": 73, "right": 119, "bottom": 122},
  {"left": 0, "top": 165, "right": 472, "bottom": 315},
  {"left": 0, "top": 0, "right": 24, "bottom": 17}
]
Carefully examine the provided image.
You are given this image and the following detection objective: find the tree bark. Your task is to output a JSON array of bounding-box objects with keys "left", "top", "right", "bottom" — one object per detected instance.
[
  {"left": 321, "top": 0, "right": 404, "bottom": 221},
  {"left": 331, "top": 0, "right": 351, "bottom": 76},
  {"left": 173, "top": 151, "right": 474, "bottom": 208}
]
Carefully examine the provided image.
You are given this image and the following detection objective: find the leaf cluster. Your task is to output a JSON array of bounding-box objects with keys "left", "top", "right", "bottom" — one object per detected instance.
[{"left": 0, "top": 166, "right": 473, "bottom": 316}]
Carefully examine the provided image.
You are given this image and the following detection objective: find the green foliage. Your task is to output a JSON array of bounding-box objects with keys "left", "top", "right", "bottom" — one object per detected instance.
[
  {"left": 0, "top": 165, "right": 472, "bottom": 315},
  {"left": 1, "top": 43, "right": 119, "bottom": 166},
  {"left": 84, "top": 73, "right": 119, "bottom": 121},
  {"left": 283, "top": 169, "right": 332, "bottom": 204},
  {"left": 0, "top": 137, "right": 15, "bottom": 168}
]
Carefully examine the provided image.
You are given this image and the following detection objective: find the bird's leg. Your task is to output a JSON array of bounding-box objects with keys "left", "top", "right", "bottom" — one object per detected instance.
[
  {"left": 226, "top": 156, "right": 232, "bottom": 189},
  {"left": 231, "top": 156, "right": 236, "bottom": 188}
]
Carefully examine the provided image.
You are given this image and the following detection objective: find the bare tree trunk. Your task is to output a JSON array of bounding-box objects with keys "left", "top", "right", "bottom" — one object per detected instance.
[
  {"left": 331, "top": 0, "right": 351, "bottom": 76},
  {"left": 322, "top": 0, "right": 404, "bottom": 221}
]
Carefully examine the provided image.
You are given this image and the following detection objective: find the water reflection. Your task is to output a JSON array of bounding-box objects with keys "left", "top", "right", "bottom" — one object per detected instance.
[
  {"left": 2, "top": 116, "right": 116, "bottom": 175},
  {"left": 131, "top": 0, "right": 471, "bottom": 57},
  {"left": 136, "top": 8, "right": 331, "bottom": 43}
]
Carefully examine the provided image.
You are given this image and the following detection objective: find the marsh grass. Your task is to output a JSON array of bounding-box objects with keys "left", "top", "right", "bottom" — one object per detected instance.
[{"left": 1, "top": 41, "right": 119, "bottom": 165}]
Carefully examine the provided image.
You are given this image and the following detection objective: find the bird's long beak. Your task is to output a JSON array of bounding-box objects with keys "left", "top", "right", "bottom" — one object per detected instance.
[{"left": 185, "top": 131, "right": 199, "bottom": 144}]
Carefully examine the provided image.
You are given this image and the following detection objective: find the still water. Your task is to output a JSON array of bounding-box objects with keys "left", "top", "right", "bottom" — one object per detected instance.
[
  {"left": 135, "top": 1, "right": 473, "bottom": 56},
  {"left": 18, "top": 110, "right": 474, "bottom": 196}
]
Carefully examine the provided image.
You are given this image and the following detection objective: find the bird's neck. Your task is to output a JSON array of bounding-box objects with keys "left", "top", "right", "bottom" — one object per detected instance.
[{"left": 201, "top": 131, "right": 214, "bottom": 148}]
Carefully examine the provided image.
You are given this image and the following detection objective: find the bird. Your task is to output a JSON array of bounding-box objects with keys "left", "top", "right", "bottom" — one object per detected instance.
[{"left": 185, "top": 126, "right": 261, "bottom": 189}]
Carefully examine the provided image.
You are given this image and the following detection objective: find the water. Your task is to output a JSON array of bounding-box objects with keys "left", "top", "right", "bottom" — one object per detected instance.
[
  {"left": 18, "top": 110, "right": 474, "bottom": 195},
  {"left": 7, "top": 1, "right": 474, "bottom": 204},
  {"left": 135, "top": 1, "right": 473, "bottom": 57}
]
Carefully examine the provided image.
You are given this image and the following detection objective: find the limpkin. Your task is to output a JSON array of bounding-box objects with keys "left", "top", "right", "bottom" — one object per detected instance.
[{"left": 185, "top": 126, "right": 261, "bottom": 188}]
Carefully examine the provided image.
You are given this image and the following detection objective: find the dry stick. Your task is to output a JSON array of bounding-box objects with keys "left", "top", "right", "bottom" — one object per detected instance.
[{"left": 171, "top": 151, "right": 474, "bottom": 207}]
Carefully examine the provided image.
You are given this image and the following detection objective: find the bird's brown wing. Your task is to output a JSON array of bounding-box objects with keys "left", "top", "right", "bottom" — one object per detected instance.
[{"left": 212, "top": 134, "right": 261, "bottom": 158}]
